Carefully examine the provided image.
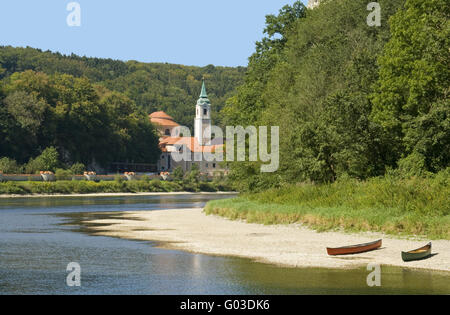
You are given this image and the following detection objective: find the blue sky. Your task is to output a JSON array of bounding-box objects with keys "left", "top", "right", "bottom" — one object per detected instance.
[{"left": 0, "top": 0, "right": 307, "bottom": 67}]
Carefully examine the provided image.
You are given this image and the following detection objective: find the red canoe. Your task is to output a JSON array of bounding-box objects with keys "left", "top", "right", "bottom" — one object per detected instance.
[{"left": 327, "top": 239, "right": 382, "bottom": 256}]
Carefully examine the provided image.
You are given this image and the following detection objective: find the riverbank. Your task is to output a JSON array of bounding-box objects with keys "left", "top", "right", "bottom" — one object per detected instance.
[
  {"left": 83, "top": 208, "right": 450, "bottom": 272},
  {"left": 206, "top": 176, "right": 450, "bottom": 240},
  {"left": 0, "top": 191, "right": 237, "bottom": 199},
  {"left": 0, "top": 179, "right": 234, "bottom": 196}
]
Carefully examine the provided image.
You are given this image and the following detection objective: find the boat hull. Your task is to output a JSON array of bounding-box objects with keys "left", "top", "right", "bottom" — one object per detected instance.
[
  {"left": 402, "top": 243, "right": 432, "bottom": 262},
  {"left": 327, "top": 239, "right": 382, "bottom": 256}
]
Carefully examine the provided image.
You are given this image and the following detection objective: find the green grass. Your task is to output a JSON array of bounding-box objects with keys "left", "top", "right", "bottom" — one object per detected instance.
[
  {"left": 0, "top": 179, "right": 233, "bottom": 195},
  {"left": 205, "top": 174, "right": 450, "bottom": 239}
]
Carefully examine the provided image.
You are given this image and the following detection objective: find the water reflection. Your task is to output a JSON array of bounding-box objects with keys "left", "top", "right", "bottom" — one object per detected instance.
[{"left": 0, "top": 193, "right": 449, "bottom": 295}]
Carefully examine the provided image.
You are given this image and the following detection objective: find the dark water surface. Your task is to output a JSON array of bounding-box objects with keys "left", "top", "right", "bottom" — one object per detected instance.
[{"left": 0, "top": 194, "right": 449, "bottom": 295}]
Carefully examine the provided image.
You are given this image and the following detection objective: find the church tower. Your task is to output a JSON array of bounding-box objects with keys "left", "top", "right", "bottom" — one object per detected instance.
[{"left": 194, "top": 80, "right": 211, "bottom": 145}]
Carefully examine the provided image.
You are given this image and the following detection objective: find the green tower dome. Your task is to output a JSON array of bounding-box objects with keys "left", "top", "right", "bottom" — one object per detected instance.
[{"left": 197, "top": 80, "right": 210, "bottom": 106}]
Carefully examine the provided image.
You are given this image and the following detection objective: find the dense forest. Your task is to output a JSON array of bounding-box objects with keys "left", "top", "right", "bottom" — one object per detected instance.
[
  {"left": 0, "top": 46, "right": 245, "bottom": 128},
  {"left": 0, "top": 70, "right": 161, "bottom": 170},
  {"left": 224, "top": 0, "right": 449, "bottom": 191},
  {"left": 0, "top": 46, "right": 245, "bottom": 172}
]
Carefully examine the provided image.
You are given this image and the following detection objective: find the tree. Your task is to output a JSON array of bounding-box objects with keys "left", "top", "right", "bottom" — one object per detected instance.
[
  {"left": 371, "top": 0, "right": 450, "bottom": 173},
  {"left": 0, "top": 70, "right": 162, "bottom": 169},
  {"left": 4, "top": 90, "right": 47, "bottom": 135},
  {"left": 222, "top": 0, "right": 406, "bottom": 190},
  {"left": 0, "top": 46, "right": 245, "bottom": 130},
  {"left": 26, "top": 146, "right": 60, "bottom": 173},
  {"left": 0, "top": 157, "right": 22, "bottom": 174}
]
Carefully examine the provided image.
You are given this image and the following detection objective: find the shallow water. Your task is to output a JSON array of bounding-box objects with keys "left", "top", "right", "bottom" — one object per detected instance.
[{"left": 0, "top": 194, "right": 449, "bottom": 295}]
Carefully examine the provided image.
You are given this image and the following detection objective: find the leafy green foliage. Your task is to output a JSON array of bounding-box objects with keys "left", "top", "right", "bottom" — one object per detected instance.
[
  {"left": 205, "top": 172, "right": 450, "bottom": 239},
  {"left": 0, "top": 46, "right": 245, "bottom": 129},
  {"left": 221, "top": 0, "right": 448, "bottom": 191},
  {"left": 185, "top": 164, "right": 200, "bottom": 184},
  {"left": 25, "top": 147, "right": 60, "bottom": 173},
  {"left": 371, "top": 0, "right": 450, "bottom": 173},
  {"left": 0, "top": 157, "right": 22, "bottom": 174},
  {"left": 70, "top": 163, "right": 86, "bottom": 175},
  {"left": 172, "top": 166, "right": 184, "bottom": 181},
  {"left": 0, "top": 177, "right": 234, "bottom": 195},
  {"left": 0, "top": 70, "right": 160, "bottom": 169},
  {"left": 55, "top": 168, "right": 74, "bottom": 181}
]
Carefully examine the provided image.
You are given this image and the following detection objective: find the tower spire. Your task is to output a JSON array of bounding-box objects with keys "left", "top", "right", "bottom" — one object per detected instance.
[{"left": 200, "top": 79, "right": 208, "bottom": 98}]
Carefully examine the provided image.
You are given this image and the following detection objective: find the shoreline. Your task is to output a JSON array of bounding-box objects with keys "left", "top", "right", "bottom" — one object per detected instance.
[
  {"left": 83, "top": 208, "right": 450, "bottom": 272},
  {"left": 0, "top": 192, "right": 237, "bottom": 199}
]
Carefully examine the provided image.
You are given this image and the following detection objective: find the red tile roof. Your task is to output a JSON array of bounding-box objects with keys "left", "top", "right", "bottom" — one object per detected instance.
[
  {"left": 149, "top": 111, "right": 180, "bottom": 127},
  {"left": 150, "top": 111, "right": 175, "bottom": 120},
  {"left": 160, "top": 136, "right": 223, "bottom": 153}
]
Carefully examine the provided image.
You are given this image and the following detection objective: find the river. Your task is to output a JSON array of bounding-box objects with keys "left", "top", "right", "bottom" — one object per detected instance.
[{"left": 0, "top": 194, "right": 448, "bottom": 295}]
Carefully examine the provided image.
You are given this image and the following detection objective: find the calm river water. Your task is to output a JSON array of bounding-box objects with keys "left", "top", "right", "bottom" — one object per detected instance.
[{"left": 0, "top": 194, "right": 448, "bottom": 295}]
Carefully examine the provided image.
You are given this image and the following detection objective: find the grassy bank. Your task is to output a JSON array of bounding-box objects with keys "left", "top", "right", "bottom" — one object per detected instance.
[
  {"left": 205, "top": 174, "right": 450, "bottom": 239},
  {"left": 0, "top": 179, "right": 233, "bottom": 195}
]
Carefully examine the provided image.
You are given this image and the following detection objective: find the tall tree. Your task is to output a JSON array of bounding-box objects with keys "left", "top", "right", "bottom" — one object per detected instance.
[{"left": 371, "top": 0, "right": 450, "bottom": 173}]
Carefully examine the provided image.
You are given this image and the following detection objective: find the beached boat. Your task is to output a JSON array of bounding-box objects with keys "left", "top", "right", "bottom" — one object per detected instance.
[
  {"left": 402, "top": 243, "right": 432, "bottom": 262},
  {"left": 327, "top": 239, "right": 382, "bottom": 256}
]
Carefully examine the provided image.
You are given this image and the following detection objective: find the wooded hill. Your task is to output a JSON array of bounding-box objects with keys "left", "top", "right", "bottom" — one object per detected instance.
[
  {"left": 0, "top": 46, "right": 245, "bottom": 170},
  {"left": 0, "top": 46, "right": 245, "bottom": 128}
]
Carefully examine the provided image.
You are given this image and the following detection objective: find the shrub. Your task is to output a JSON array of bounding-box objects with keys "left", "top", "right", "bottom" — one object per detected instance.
[
  {"left": 25, "top": 147, "right": 60, "bottom": 174},
  {"left": 140, "top": 175, "right": 151, "bottom": 182},
  {"left": 185, "top": 164, "right": 200, "bottom": 184},
  {"left": 172, "top": 167, "right": 184, "bottom": 181},
  {"left": 0, "top": 182, "right": 27, "bottom": 194},
  {"left": 35, "top": 147, "right": 60, "bottom": 172},
  {"left": 114, "top": 174, "right": 125, "bottom": 183},
  {"left": 70, "top": 163, "right": 86, "bottom": 175},
  {"left": 55, "top": 169, "right": 74, "bottom": 181},
  {"left": 0, "top": 157, "right": 22, "bottom": 174},
  {"left": 24, "top": 158, "right": 42, "bottom": 174}
]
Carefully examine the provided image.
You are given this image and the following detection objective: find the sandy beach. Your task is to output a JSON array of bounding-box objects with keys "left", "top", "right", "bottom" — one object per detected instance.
[{"left": 84, "top": 208, "right": 450, "bottom": 272}]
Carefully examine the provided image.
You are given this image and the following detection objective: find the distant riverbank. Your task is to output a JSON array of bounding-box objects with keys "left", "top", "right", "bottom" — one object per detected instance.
[
  {"left": 0, "top": 179, "right": 234, "bottom": 196},
  {"left": 0, "top": 191, "right": 237, "bottom": 199},
  {"left": 83, "top": 208, "right": 450, "bottom": 272}
]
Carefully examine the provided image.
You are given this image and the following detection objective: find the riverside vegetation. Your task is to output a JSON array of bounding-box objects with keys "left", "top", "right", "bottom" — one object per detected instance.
[
  {"left": 0, "top": 159, "right": 233, "bottom": 194},
  {"left": 205, "top": 170, "right": 450, "bottom": 239},
  {"left": 0, "top": 177, "right": 232, "bottom": 195},
  {"left": 207, "top": 0, "right": 449, "bottom": 239}
]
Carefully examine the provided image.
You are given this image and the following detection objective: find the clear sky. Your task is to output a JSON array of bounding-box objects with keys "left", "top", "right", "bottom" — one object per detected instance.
[{"left": 0, "top": 0, "right": 307, "bottom": 67}]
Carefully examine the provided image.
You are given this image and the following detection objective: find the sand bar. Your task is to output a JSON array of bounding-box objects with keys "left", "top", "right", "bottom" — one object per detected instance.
[{"left": 84, "top": 208, "right": 450, "bottom": 272}]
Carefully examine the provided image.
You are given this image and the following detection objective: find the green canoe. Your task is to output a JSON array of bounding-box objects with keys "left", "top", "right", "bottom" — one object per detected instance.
[{"left": 402, "top": 243, "right": 432, "bottom": 262}]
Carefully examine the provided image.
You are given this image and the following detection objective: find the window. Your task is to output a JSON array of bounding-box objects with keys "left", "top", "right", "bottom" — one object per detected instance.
[
  {"left": 203, "top": 108, "right": 207, "bottom": 116},
  {"left": 213, "top": 163, "right": 216, "bottom": 168},
  {"left": 165, "top": 129, "right": 170, "bottom": 136}
]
